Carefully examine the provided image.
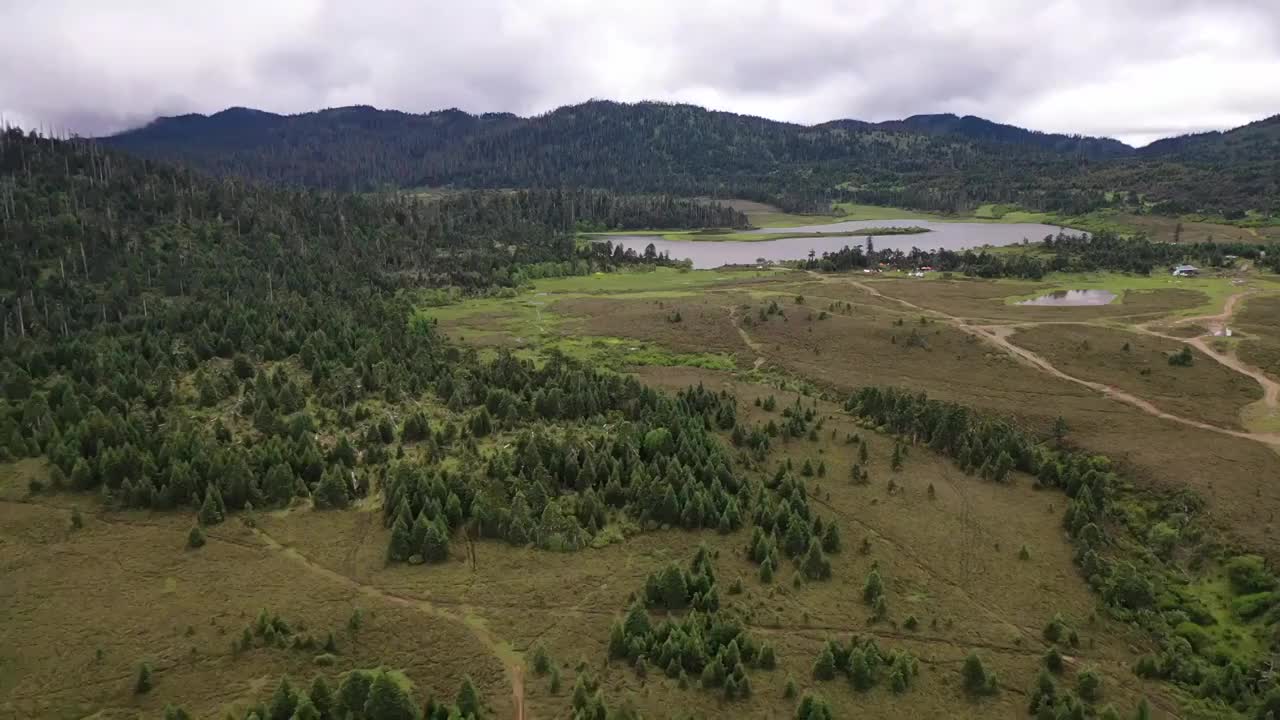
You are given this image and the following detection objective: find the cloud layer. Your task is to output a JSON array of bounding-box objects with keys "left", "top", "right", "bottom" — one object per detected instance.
[{"left": 2, "top": 0, "right": 1277, "bottom": 145}]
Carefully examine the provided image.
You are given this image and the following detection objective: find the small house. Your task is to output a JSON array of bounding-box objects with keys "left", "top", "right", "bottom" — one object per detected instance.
[{"left": 1172, "top": 264, "right": 1199, "bottom": 277}]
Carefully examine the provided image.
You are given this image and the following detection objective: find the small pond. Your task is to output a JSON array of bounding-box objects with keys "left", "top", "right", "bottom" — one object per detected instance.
[
  {"left": 1017, "top": 289, "right": 1117, "bottom": 306},
  {"left": 598, "top": 220, "right": 1082, "bottom": 269}
]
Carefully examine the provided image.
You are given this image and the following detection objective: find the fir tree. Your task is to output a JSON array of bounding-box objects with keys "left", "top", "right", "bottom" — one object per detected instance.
[{"left": 363, "top": 670, "right": 417, "bottom": 720}]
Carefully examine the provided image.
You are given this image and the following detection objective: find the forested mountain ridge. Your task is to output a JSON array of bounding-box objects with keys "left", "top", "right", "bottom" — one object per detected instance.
[
  {"left": 1137, "top": 113, "right": 1280, "bottom": 161},
  {"left": 872, "top": 113, "right": 1134, "bottom": 159},
  {"left": 103, "top": 99, "right": 1280, "bottom": 218}
]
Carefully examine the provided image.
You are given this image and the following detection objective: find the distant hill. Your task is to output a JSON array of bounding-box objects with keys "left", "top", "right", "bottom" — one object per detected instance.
[
  {"left": 1138, "top": 114, "right": 1280, "bottom": 162},
  {"left": 875, "top": 113, "right": 1134, "bottom": 159},
  {"left": 104, "top": 100, "right": 1278, "bottom": 217}
]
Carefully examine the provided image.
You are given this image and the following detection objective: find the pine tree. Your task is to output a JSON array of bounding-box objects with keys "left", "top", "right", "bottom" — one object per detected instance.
[
  {"left": 821, "top": 523, "right": 840, "bottom": 553},
  {"left": 198, "top": 487, "right": 224, "bottom": 525},
  {"left": 759, "top": 557, "right": 774, "bottom": 583},
  {"left": 1028, "top": 669, "right": 1056, "bottom": 714},
  {"left": 783, "top": 675, "right": 798, "bottom": 698},
  {"left": 309, "top": 675, "right": 334, "bottom": 720},
  {"left": 531, "top": 642, "right": 552, "bottom": 675},
  {"left": 456, "top": 676, "right": 482, "bottom": 718},
  {"left": 187, "top": 525, "right": 206, "bottom": 549},
  {"left": 291, "top": 695, "right": 320, "bottom": 720},
  {"left": 337, "top": 669, "right": 373, "bottom": 716},
  {"left": 267, "top": 676, "right": 299, "bottom": 720},
  {"left": 1077, "top": 665, "right": 1102, "bottom": 702},
  {"left": 812, "top": 644, "right": 836, "bottom": 680},
  {"left": 363, "top": 670, "right": 417, "bottom": 720},
  {"left": 849, "top": 648, "right": 873, "bottom": 690},
  {"left": 862, "top": 568, "right": 883, "bottom": 603},
  {"left": 962, "top": 652, "right": 997, "bottom": 696},
  {"left": 758, "top": 642, "right": 777, "bottom": 670},
  {"left": 802, "top": 543, "right": 830, "bottom": 580},
  {"left": 1044, "top": 646, "right": 1063, "bottom": 673}
]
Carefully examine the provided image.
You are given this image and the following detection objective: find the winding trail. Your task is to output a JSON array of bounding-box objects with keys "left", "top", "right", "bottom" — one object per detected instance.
[
  {"left": 804, "top": 272, "right": 1280, "bottom": 446},
  {"left": 246, "top": 523, "right": 528, "bottom": 720},
  {"left": 1136, "top": 292, "right": 1280, "bottom": 413},
  {"left": 726, "top": 304, "right": 766, "bottom": 369}
]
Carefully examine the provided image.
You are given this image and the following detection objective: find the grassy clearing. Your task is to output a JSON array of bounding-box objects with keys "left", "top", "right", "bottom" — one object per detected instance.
[
  {"left": 998, "top": 272, "right": 1240, "bottom": 317},
  {"left": 1008, "top": 324, "right": 1263, "bottom": 430},
  {"left": 535, "top": 335, "right": 736, "bottom": 371},
  {"left": 528, "top": 267, "right": 785, "bottom": 294}
]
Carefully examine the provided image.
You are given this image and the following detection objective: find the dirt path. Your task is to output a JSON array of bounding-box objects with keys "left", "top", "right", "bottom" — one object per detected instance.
[
  {"left": 246, "top": 524, "right": 528, "bottom": 720},
  {"left": 726, "top": 304, "right": 766, "bottom": 369},
  {"left": 808, "top": 273, "right": 1280, "bottom": 446},
  {"left": 1140, "top": 292, "right": 1280, "bottom": 411}
]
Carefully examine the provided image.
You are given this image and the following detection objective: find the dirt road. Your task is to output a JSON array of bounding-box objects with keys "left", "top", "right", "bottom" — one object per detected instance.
[{"left": 808, "top": 273, "right": 1280, "bottom": 446}]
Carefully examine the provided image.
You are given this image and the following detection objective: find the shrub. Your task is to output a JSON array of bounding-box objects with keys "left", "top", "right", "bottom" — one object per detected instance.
[
  {"left": 783, "top": 675, "right": 798, "bottom": 698},
  {"left": 1231, "top": 591, "right": 1277, "bottom": 620},
  {"left": 1043, "top": 614, "right": 1065, "bottom": 643},
  {"left": 962, "top": 652, "right": 997, "bottom": 696},
  {"left": 135, "top": 662, "right": 154, "bottom": 694},
  {"left": 531, "top": 642, "right": 552, "bottom": 675},
  {"left": 1225, "top": 555, "right": 1274, "bottom": 594},
  {"left": 187, "top": 526, "right": 206, "bottom": 549},
  {"left": 1044, "top": 646, "right": 1063, "bottom": 673},
  {"left": 1077, "top": 665, "right": 1102, "bottom": 702}
]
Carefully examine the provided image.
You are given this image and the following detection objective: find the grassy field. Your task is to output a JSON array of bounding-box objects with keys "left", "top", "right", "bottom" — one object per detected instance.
[
  {"left": 423, "top": 265, "right": 1280, "bottom": 561},
  {"left": 1, "top": 379, "right": 1170, "bottom": 719},
  {"left": 10, "top": 263, "right": 1280, "bottom": 719},
  {"left": 1007, "top": 324, "right": 1263, "bottom": 430}
]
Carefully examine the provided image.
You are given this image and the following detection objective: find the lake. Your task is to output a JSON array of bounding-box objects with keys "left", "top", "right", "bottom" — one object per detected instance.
[
  {"left": 598, "top": 220, "right": 1081, "bottom": 269},
  {"left": 1017, "top": 289, "right": 1117, "bottom": 306}
]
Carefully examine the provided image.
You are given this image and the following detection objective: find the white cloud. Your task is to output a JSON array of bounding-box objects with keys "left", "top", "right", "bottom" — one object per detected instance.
[{"left": 1, "top": 0, "right": 1276, "bottom": 145}]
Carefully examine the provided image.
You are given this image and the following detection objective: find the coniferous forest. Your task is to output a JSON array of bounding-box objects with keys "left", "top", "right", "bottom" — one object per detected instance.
[
  {"left": 105, "top": 100, "right": 1280, "bottom": 218},
  {"left": 6, "top": 104, "right": 1280, "bottom": 720}
]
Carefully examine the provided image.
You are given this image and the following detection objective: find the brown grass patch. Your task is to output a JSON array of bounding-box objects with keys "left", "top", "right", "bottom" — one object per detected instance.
[{"left": 1009, "top": 325, "right": 1263, "bottom": 430}]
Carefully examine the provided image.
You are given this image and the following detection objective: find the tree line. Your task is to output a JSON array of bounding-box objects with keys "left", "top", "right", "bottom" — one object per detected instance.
[{"left": 802, "top": 230, "right": 1280, "bottom": 278}]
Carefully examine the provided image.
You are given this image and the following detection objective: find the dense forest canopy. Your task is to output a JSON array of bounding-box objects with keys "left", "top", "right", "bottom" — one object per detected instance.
[{"left": 103, "top": 100, "right": 1280, "bottom": 218}]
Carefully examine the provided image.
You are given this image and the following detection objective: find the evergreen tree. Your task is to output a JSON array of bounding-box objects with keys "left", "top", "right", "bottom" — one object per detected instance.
[
  {"left": 309, "top": 676, "right": 335, "bottom": 720},
  {"left": 862, "top": 568, "right": 883, "bottom": 603},
  {"left": 456, "top": 676, "right": 482, "bottom": 718},
  {"left": 962, "top": 652, "right": 997, "bottom": 696},
  {"left": 812, "top": 644, "right": 836, "bottom": 680},
  {"left": 268, "top": 676, "right": 299, "bottom": 720},
  {"left": 291, "top": 695, "right": 321, "bottom": 720},
  {"left": 198, "top": 487, "right": 224, "bottom": 525},
  {"left": 821, "top": 523, "right": 840, "bottom": 553},
  {"left": 363, "top": 670, "right": 417, "bottom": 720}
]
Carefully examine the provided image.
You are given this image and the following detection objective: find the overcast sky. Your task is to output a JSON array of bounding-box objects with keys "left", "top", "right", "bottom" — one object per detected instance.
[{"left": 2, "top": 0, "right": 1277, "bottom": 146}]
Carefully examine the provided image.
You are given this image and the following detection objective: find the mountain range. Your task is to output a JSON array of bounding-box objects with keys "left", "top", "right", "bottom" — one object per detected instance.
[{"left": 104, "top": 100, "right": 1280, "bottom": 217}]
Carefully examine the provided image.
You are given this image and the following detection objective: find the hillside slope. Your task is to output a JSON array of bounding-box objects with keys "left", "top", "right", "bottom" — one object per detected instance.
[{"left": 104, "top": 100, "right": 1279, "bottom": 217}]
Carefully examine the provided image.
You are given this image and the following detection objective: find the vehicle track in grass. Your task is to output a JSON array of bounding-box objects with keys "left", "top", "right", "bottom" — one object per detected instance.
[{"left": 805, "top": 273, "right": 1280, "bottom": 446}]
